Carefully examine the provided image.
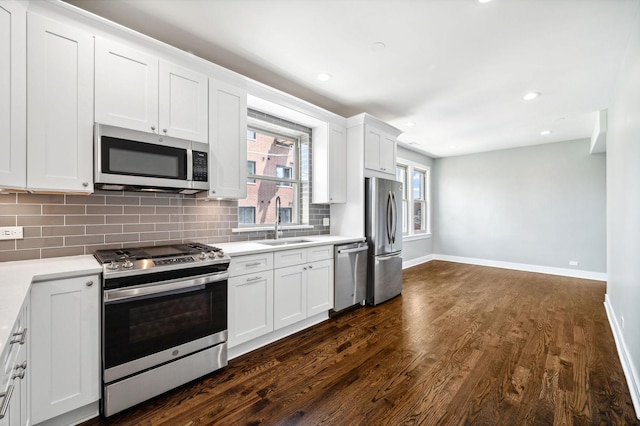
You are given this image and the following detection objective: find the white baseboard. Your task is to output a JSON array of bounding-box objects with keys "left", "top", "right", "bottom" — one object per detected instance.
[
  {"left": 432, "top": 254, "right": 607, "bottom": 281},
  {"left": 604, "top": 295, "right": 640, "bottom": 419},
  {"left": 402, "top": 254, "right": 434, "bottom": 269}
]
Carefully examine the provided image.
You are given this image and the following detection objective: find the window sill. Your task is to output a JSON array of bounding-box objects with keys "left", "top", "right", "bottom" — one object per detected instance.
[
  {"left": 403, "top": 233, "right": 432, "bottom": 242},
  {"left": 232, "top": 225, "right": 314, "bottom": 233}
]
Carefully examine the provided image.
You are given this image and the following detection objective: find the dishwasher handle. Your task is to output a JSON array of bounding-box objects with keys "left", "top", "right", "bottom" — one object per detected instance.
[{"left": 337, "top": 246, "right": 368, "bottom": 255}]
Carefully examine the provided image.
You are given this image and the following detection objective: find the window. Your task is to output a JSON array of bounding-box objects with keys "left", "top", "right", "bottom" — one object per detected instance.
[
  {"left": 247, "top": 130, "right": 256, "bottom": 141},
  {"left": 396, "top": 159, "right": 431, "bottom": 237},
  {"left": 279, "top": 207, "right": 292, "bottom": 224},
  {"left": 247, "top": 161, "right": 256, "bottom": 184},
  {"left": 396, "top": 166, "right": 408, "bottom": 234},
  {"left": 239, "top": 207, "right": 255, "bottom": 224},
  {"left": 276, "top": 166, "right": 292, "bottom": 187},
  {"left": 239, "top": 119, "right": 311, "bottom": 227}
]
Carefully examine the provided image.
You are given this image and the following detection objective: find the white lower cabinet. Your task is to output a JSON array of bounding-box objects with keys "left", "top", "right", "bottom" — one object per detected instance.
[
  {"left": 273, "top": 246, "right": 334, "bottom": 330},
  {"left": 229, "top": 272, "right": 274, "bottom": 347},
  {"left": 228, "top": 253, "right": 274, "bottom": 347},
  {"left": 0, "top": 298, "right": 28, "bottom": 426},
  {"left": 30, "top": 275, "right": 99, "bottom": 425}
]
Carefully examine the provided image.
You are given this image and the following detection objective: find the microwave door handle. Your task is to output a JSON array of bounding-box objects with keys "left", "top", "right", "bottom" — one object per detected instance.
[{"left": 186, "top": 148, "right": 193, "bottom": 180}]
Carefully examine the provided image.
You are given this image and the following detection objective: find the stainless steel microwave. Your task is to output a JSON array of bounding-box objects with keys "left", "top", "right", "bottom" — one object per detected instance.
[{"left": 94, "top": 124, "right": 208, "bottom": 194}]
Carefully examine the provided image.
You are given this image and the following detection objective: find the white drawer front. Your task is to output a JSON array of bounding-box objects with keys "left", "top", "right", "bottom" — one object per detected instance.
[
  {"left": 274, "top": 248, "right": 307, "bottom": 269},
  {"left": 307, "top": 245, "right": 333, "bottom": 262},
  {"left": 229, "top": 252, "right": 274, "bottom": 277}
]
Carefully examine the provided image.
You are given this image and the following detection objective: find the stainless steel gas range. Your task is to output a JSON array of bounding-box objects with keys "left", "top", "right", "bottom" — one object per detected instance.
[{"left": 94, "top": 243, "right": 230, "bottom": 417}]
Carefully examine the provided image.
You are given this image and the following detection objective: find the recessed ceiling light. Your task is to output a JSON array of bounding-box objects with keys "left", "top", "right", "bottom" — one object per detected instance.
[
  {"left": 540, "top": 130, "right": 552, "bottom": 136},
  {"left": 405, "top": 122, "right": 416, "bottom": 127},
  {"left": 372, "top": 42, "right": 386, "bottom": 52},
  {"left": 317, "top": 73, "right": 332, "bottom": 82},
  {"left": 523, "top": 92, "right": 540, "bottom": 101},
  {"left": 477, "top": 0, "right": 493, "bottom": 3}
]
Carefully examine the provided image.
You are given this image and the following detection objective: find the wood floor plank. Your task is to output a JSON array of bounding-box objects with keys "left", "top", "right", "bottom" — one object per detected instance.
[{"left": 82, "top": 261, "right": 640, "bottom": 425}]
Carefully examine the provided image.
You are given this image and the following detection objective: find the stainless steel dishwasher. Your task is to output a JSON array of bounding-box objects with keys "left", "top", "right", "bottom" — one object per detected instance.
[{"left": 332, "top": 241, "right": 368, "bottom": 314}]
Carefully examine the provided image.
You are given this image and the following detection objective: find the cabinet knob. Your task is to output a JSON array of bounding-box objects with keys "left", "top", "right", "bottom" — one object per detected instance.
[
  {"left": 303, "top": 267, "right": 308, "bottom": 270},
  {"left": 15, "top": 361, "right": 27, "bottom": 370},
  {"left": 86, "top": 280, "right": 94, "bottom": 287},
  {"left": 12, "top": 370, "right": 25, "bottom": 380},
  {"left": 308, "top": 265, "right": 313, "bottom": 269},
  {"left": 82, "top": 182, "right": 89, "bottom": 187},
  {"left": 151, "top": 126, "right": 156, "bottom": 131},
  {"left": 163, "top": 129, "right": 168, "bottom": 134}
]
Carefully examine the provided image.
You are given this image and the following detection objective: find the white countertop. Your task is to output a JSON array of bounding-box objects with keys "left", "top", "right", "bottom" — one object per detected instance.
[
  {"left": 0, "top": 255, "right": 102, "bottom": 357},
  {"left": 217, "top": 235, "right": 365, "bottom": 256}
]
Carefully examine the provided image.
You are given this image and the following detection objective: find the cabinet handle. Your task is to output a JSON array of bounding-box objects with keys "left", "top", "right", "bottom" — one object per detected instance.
[
  {"left": 245, "top": 262, "right": 261, "bottom": 267},
  {"left": 10, "top": 328, "right": 27, "bottom": 345},
  {"left": 151, "top": 126, "right": 156, "bottom": 131},
  {"left": 163, "top": 129, "right": 168, "bottom": 134},
  {"left": 82, "top": 182, "right": 89, "bottom": 187},
  {"left": 86, "top": 280, "right": 94, "bottom": 287},
  {"left": 12, "top": 370, "right": 25, "bottom": 380},
  {"left": 15, "top": 361, "right": 27, "bottom": 370},
  {"left": 245, "top": 276, "right": 262, "bottom": 282},
  {"left": 308, "top": 265, "right": 313, "bottom": 268},
  {"left": 0, "top": 385, "right": 14, "bottom": 419},
  {"left": 303, "top": 267, "right": 308, "bottom": 270}
]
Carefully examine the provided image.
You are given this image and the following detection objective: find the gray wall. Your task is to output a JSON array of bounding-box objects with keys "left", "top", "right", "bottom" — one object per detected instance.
[
  {"left": 396, "top": 146, "right": 435, "bottom": 265},
  {"left": 607, "top": 3, "right": 640, "bottom": 411},
  {"left": 433, "top": 139, "right": 606, "bottom": 272}
]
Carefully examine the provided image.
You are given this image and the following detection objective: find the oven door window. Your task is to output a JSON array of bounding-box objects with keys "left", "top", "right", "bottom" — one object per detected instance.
[
  {"left": 104, "top": 280, "right": 226, "bottom": 369},
  {"left": 101, "top": 136, "right": 187, "bottom": 180}
]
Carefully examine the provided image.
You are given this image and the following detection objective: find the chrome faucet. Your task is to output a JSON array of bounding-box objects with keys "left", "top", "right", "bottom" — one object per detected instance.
[{"left": 274, "top": 196, "right": 282, "bottom": 240}]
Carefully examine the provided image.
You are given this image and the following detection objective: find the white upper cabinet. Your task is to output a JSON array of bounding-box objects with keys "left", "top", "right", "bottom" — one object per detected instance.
[
  {"left": 95, "top": 38, "right": 208, "bottom": 143},
  {"left": 27, "top": 12, "right": 94, "bottom": 193},
  {"left": 0, "top": 1, "right": 26, "bottom": 191},
  {"left": 313, "top": 122, "right": 347, "bottom": 204},
  {"left": 95, "top": 38, "right": 158, "bottom": 134},
  {"left": 208, "top": 78, "right": 247, "bottom": 199},
  {"left": 365, "top": 125, "right": 397, "bottom": 177}
]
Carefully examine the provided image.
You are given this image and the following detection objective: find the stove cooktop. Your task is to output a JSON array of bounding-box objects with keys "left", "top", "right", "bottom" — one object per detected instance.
[{"left": 94, "top": 242, "right": 229, "bottom": 275}]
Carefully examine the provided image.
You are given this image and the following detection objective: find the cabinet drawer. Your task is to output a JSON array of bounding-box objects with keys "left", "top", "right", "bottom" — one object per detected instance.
[
  {"left": 274, "top": 248, "right": 307, "bottom": 269},
  {"left": 229, "top": 252, "right": 274, "bottom": 277},
  {"left": 307, "top": 245, "right": 333, "bottom": 262}
]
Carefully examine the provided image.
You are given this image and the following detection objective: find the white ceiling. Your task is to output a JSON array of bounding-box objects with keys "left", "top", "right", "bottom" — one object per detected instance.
[{"left": 65, "top": 0, "right": 639, "bottom": 157}]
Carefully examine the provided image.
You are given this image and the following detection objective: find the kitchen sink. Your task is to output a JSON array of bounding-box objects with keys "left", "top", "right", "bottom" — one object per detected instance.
[{"left": 258, "top": 239, "right": 313, "bottom": 246}]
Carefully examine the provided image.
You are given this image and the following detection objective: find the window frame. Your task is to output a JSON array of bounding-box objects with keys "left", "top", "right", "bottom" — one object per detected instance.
[
  {"left": 396, "top": 158, "right": 431, "bottom": 240},
  {"left": 238, "top": 206, "right": 256, "bottom": 224}
]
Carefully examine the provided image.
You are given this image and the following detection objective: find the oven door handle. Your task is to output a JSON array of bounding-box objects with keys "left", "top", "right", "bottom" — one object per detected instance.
[{"left": 104, "top": 272, "right": 229, "bottom": 303}]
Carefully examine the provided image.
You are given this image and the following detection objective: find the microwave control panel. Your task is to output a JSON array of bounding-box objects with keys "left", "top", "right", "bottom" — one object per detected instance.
[{"left": 193, "top": 151, "right": 208, "bottom": 182}]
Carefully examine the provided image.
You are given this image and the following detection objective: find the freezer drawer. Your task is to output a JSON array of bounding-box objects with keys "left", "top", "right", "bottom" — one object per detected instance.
[
  {"left": 333, "top": 242, "right": 368, "bottom": 313},
  {"left": 367, "top": 252, "right": 402, "bottom": 305}
]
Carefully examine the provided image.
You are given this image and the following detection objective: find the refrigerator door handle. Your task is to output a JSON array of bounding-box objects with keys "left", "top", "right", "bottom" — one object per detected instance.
[
  {"left": 386, "top": 191, "right": 393, "bottom": 244},
  {"left": 376, "top": 252, "right": 402, "bottom": 262},
  {"left": 391, "top": 192, "right": 397, "bottom": 244}
]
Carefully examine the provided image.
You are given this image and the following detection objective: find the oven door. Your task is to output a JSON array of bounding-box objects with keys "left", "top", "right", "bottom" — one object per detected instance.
[{"left": 103, "top": 272, "right": 228, "bottom": 383}]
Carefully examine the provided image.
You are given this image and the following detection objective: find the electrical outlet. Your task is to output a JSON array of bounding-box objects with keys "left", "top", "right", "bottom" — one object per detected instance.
[
  {"left": 323, "top": 217, "right": 330, "bottom": 227},
  {"left": 0, "top": 226, "right": 24, "bottom": 240},
  {"left": 569, "top": 260, "right": 579, "bottom": 266}
]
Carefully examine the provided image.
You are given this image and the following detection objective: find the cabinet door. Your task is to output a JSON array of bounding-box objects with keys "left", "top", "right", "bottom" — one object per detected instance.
[
  {"left": 0, "top": 1, "right": 26, "bottom": 190},
  {"left": 364, "top": 127, "right": 382, "bottom": 172},
  {"left": 379, "top": 134, "right": 396, "bottom": 174},
  {"left": 159, "top": 61, "right": 208, "bottom": 142},
  {"left": 274, "top": 265, "right": 306, "bottom": 330},
  {"left": 328, "top": 123, "right": 347, "bottom": 203},
  {"left": 307, "top": 259, "right": 333, "bottom": 316},
  {"left": 30, "top": 275, "right": 99, "bottom": 424},
  {"left": 95, "top": 37, "right": 159, "bottom": 134},
  {"left": 27, "top": 13, "right": 94, "bottom": 193},
  {"left": 208, "top": 79, "right": 247, "bottom": 199},
  {"left": 228, "top": 272, "right": 274, "bottom": 347}
]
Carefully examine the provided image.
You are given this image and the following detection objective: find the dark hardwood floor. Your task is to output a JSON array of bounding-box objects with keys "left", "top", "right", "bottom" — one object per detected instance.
[{"left": 83, "top": 261, "right": 639, "bottom": 425}]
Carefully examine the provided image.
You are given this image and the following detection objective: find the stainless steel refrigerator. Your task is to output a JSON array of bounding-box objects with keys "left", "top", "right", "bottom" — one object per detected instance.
[{"left": 365, "top": 177, "right": 403, "bottom": 305}]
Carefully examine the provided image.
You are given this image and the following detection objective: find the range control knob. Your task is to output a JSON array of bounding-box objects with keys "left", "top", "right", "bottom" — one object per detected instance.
[
  {"left": 199, "top": 252, "right": 207, "bottom": 260},
  {"left": 107, "top": 261, "right": 119, "bottom": 271},
  {"left": 122, "top": 260, "right": 134, "bottom": 269},
  {"left": 208, "top": 251, "right": 216, "bottom": 258},
  {"left": 217, "top": 250, "right": 225, "bottom": 257}
]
